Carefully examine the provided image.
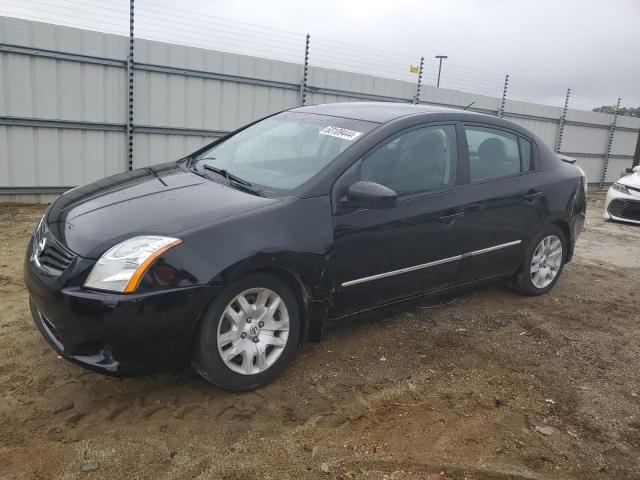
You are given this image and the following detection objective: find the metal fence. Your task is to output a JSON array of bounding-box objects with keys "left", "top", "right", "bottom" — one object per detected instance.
[{"left": 1, "top": 13, "right": 639, "bottom": 203}]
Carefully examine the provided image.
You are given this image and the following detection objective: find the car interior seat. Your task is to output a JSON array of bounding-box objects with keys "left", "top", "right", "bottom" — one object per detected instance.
[{"left": 475, "top": 137, "right": 518, "bottom": 180}]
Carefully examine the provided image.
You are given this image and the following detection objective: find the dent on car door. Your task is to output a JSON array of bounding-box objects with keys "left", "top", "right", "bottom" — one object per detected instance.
[
  {"left": 330, "top": 123, "right": 467, "bottom": 316},
  {"left": 459, "top": 124, "right": 545, "bottom": 283}
]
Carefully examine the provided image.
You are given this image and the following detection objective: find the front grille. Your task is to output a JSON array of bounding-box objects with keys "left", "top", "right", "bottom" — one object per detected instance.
[
  {"left": 39, "top": 244, "right": 75, "bottom": 272},
  {"left": 33, "top": 219, "right": 76, "bottom": 275},
  {"left": 609, "top": 198, "right": 640, "bottom": 222}
]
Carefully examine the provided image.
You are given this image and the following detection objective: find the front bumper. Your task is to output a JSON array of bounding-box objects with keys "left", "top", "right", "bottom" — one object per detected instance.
[
  {"left": 25, "top": 243, "right": 215, "bottom": 376},
  {"left": 604, "top": 187, "right": 640, "bottom": 225}
]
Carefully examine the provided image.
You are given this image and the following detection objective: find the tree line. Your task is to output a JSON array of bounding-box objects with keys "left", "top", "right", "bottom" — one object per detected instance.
[{"left": 592, "top": 106, "right": 640, "bottom": 117}]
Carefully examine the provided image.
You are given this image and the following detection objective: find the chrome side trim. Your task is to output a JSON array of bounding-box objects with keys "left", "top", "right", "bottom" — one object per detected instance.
[
  {"left": 462, "top": 240, "right": 522, "bottom": 257},
  {"left": 341, "top": 240, "right": 522, "bottom": 288},
  {"left": 341, "top": 255, "right": 462, "bottom": 287}
]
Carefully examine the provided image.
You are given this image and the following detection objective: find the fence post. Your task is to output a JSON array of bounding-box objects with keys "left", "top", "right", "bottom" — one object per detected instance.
[
  {"left": 555, "top": 88, "right": 570, "bottom": 153},
  {"left": 599, "top": 97, "right": 621, "bottom": 188},
  {"left": 632, "top": 128, "right": 640, "bottom": 170},
  {"left": 299, "top": 33, "right": 310, "bottom": 106},
  {"left": 413, "top": 56, "right": 424, "bottom": 105},
  {"left": 126, "top": 0, "right": 135, "bottom": 170},
  {"left": 497, "top": 74, "right": 509, "bottom": 118}
]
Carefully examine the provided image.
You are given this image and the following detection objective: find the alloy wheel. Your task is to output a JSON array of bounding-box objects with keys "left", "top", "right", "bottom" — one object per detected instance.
[{"left": 530, "top": 235, "right": 563, "bottom": 289}]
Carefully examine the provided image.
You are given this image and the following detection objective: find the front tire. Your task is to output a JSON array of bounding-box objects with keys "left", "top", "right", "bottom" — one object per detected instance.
[
  {"left": 507, "top": 224, "right": 567, "bottom": 296},
  {"left": 192, "top": 273, "right": 300, "bottom": 391}
]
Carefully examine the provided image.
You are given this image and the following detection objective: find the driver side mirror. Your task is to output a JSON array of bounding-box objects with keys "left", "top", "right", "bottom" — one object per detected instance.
[{"left": 345, "top": 181, "right": 398, "bottom": 209}]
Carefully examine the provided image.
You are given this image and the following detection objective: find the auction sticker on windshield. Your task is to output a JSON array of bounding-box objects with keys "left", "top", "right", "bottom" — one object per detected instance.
[{"left": 319, "top": 126, "right": 363, "bottom": 141}]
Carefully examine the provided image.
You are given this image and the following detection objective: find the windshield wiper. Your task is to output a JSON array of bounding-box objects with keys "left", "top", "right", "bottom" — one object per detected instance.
[
  {"left": 194, "top": 159, "right": 253, "bottom": 187},
  {"left": 191, "top": 160, "right": 262, "bottom": 195}
]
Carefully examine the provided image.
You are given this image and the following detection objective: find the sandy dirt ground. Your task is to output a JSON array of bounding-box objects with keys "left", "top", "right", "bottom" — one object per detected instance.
[{"left": 1, "top": 191, "right": 639, "bottom": 480}]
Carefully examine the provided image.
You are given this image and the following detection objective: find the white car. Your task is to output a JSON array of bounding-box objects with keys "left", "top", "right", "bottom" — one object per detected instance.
[{"left": 604, "top": 166, "right": 640, "bottom": 225}]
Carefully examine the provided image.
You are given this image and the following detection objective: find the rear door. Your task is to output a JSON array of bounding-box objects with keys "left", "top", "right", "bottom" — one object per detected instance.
[
  {"left": 330, "top": 123, "right": 467, "bottom": 316},
  {"left": 459, "top": 124, "right": 544, "bottom": 283}
]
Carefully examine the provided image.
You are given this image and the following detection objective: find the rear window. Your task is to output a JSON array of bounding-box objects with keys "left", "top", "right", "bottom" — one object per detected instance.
[{"left": 519, "top": 137, "right": 532, "bottom": 171}]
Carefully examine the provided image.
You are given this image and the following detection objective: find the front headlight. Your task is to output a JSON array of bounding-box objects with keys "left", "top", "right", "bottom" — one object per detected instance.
[
  {"left": 611, "top": 182, "right": 630, "bottom": 194},
  {"left": 84, "top": 236, "right": 182, "bottom": 293}
]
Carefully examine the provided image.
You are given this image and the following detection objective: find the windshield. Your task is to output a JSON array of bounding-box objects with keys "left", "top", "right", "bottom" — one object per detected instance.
[{"left": 192, "top": 112, "right": 377, "bottom": 191}]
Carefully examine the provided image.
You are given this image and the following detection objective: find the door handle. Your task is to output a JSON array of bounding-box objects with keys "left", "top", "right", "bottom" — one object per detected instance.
[
  {"left": 523, "top": 191, "right": 544, "bottom": 201},
  {"left": 438, "top": 212, "right": 464, "bottom": 226}
]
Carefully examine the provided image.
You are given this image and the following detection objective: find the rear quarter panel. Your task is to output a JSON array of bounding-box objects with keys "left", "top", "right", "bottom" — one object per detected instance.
[{"left": 535, "top": 154, "right": 586, "bottom": 260}]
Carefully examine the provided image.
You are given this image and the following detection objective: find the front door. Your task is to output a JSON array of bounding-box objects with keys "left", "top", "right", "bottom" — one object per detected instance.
[{"left": 331, "top": 123, "right": 467, "bottom": 316}]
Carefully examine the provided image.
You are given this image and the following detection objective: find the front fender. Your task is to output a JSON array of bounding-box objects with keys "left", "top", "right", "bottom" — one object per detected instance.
[{"left": 144, "top": 194, "right": 335, "bottom": 307}]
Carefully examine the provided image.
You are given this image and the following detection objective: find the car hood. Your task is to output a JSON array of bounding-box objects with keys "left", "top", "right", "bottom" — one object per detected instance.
[
  {"left": 46, "top": 163, "right": 280, "bottom": 258},
  {"left": 618, "top": 171, "right": 640, "bottom": 188}
]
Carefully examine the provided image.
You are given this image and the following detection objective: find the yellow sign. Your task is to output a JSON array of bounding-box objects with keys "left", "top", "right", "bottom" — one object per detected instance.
[{"left": 409, "top": 65, "right": 420, "bottom": 74}]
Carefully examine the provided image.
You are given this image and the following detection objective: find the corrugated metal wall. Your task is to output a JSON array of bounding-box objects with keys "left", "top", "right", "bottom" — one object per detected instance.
[
  {"left": 131, "top": 36, "right": 302, "bottom": 168},
  {"left": 1, "top": 15, "right": 639, "bottom": 203},
  {"left": 0, "top": 16, "right": 128, "bottom": 202}
]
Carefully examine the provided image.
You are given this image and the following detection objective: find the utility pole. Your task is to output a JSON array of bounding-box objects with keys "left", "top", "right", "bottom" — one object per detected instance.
[{"left": 435, "top": 55, "right": 447, "bottom": 88}]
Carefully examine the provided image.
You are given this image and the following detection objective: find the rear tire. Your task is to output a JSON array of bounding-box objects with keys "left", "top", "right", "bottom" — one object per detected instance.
[
  {"left": 507, "top": 224, "right": 567, "bottom": 296},
  {"left": 192, "top": 273, "right": 300, "bottom": 391}
]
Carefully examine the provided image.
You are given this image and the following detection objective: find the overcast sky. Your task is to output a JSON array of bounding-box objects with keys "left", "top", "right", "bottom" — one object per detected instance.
[{"left": 2, "top": 0, "right": 638, "bottom": 108}]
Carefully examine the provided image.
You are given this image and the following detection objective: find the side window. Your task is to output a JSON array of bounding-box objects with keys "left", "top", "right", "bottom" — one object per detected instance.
[
  {"left": 360, "top": 125, "right": 458, "bottom": 196},
  {"left": 465, "top": 126, "right": 521, "bottom": 182}
]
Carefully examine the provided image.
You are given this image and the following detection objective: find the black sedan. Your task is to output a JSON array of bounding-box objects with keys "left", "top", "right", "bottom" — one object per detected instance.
[{"left": 25, "top": 102, "right": 587, "bottom": 391}]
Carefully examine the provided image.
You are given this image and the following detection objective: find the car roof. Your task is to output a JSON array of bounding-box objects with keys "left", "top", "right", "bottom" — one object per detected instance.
[{"left": 290, "top": 101, "right": 485, "bottom": 124}]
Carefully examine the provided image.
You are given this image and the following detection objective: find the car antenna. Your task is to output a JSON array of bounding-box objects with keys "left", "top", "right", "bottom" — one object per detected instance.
[{"left": 463, "top": 101, "right": 476, "bottom": 110}]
